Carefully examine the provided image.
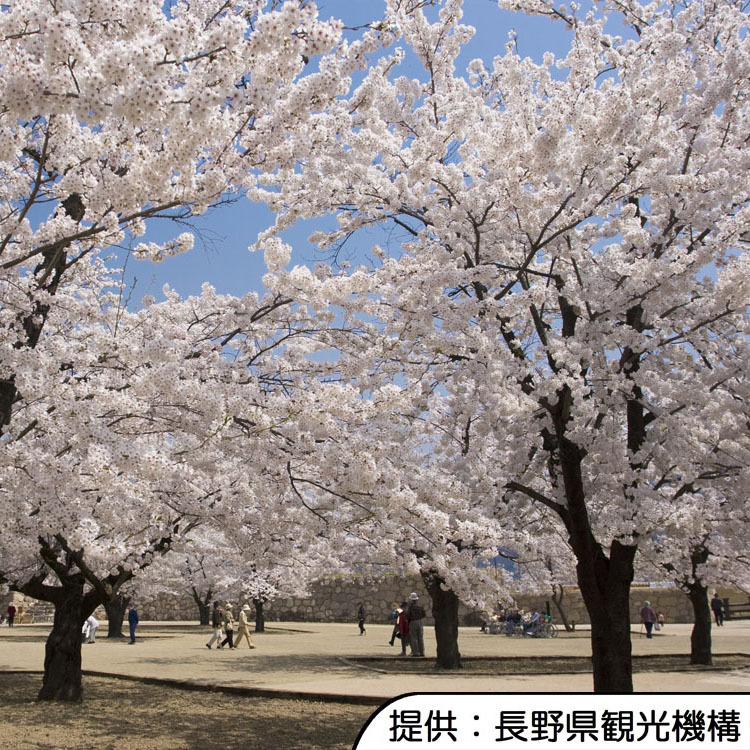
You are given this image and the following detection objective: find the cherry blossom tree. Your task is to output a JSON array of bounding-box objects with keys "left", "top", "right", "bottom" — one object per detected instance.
[
  {"left": 0, "top": 252, "right": 351, "bottom": 699},
  {"left": 0, "top": 272, "right": 226, "bottom": 698},
  {"left": 253, "top": 0, "right": 750, "bottom": 692},
  {"left": 505, "top": 523, "right": 579, "bottom": 631},
  {"left": 639, "top": 485, "right": 750, "bottom": 665},
  {"left": 281, "top": 398, "right": 516, "bottom": 667},
  {"left": 0, "top": 0, "right": 356, "bottom": 700},
  {"left": 139, "top": 520, "right": 328, "bottom": 630},
  {"left": 235, "top": 555, "right": 318, "bottom": 632},
  {"left": 136, "top": 527, "right": 239, "bottom": 625}
]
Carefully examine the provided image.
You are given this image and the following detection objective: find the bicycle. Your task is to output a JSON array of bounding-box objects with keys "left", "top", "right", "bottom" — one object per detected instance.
[{"left": 535, "top": 621, "right": 558, "bottom": 638}]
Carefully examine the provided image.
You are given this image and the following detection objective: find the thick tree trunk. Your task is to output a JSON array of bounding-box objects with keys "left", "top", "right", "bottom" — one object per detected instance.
[
  {"left": 104, "top": 593, "right": 128, "bottom": 638},
  {"left": 190, "top": 587, "right": 212, "bottom": 625},
  {"left": 16, "top": 532, "right": 156, "bottom": 701},
  {"left": 687, "top": 581, "right": 712, "bottom": 666},
  {"left": 574, "top": 539, "right": 635, "bottom": 693},
  {"left": 554, "top": 416, "right": 636, "bottom": 693},
  {"left": 253, "top": 599, "right": 265, "bottom": 632},
  {"left": 197, "top": 600, "right": 210, "bottom": 626},
  {"left": 422, "top": 571, "right": 461, "bottom": 669},
  {"left": 39, "top": 584, "right": 98, "bottom": 701}
]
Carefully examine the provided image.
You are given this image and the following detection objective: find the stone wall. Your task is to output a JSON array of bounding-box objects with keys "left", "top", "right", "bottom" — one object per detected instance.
[
  {"left": 261, "top": 578, "right": 725, "bottom": 627},
  {"left": 263, "top": 574, "right": 437, "bottom": 624},
  {"left": 133, "top": 577, "right": 743, "bottom": 626},
  {"left": 4, "top": 580, "right": 745, "bottom": 626},
  {"left": 138, "top": 592, "right": 201, "bottom": 622},
  {"left": 135, "top": 574, "right": 436, "bottom": 623}
]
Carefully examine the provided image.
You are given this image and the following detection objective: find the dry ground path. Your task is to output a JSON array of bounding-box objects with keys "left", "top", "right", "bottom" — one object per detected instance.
[{"left": 2, "top": 620, "right": 749, "bottom": 698}]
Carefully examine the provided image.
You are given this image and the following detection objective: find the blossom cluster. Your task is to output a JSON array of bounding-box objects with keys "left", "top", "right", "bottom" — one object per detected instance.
[{"left": 248, "top": 0, "right": 750, "bottom": 599}]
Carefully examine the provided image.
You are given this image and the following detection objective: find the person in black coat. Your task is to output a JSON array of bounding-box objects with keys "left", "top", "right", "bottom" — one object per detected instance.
[
  {"left": 406, "top": 592, "right": 426, "bottom": 656},
  {"left": 711, "top": 593, "right": 724, "bottom": 626}
]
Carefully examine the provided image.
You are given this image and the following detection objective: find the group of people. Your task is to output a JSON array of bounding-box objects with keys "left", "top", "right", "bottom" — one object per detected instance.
[
  {"left": 206, "top": 601, "right": 256, "bottom": 650},
  {"left": 6, "top": 592, "right": 730, "bottom": 655},
  {"left": 385, "top": 592, "right": 426, "bottom": 657},
  {"left": 480, "top": 607, "right": 545, "bottom": 636},
  {"left": 80, "top": 603, "right": 139, "bottom": 644}
]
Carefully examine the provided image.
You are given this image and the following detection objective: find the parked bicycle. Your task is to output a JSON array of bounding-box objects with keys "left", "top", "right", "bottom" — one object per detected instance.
[{"left": 534, "top": 620, "right": 558, "bottom": 638}]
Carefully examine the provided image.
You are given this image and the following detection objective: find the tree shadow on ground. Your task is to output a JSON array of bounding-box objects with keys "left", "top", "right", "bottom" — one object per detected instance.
[
  {"left": 139, "top": 651, "right": 360, "bottom": 674},
  {"left": 0, "top": 672, "right": 373, "bottom": 750}
]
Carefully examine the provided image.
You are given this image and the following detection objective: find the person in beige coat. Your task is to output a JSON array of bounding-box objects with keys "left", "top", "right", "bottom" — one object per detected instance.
[{"left": 235, "top": 604, "right": 256, "bottom": 649}]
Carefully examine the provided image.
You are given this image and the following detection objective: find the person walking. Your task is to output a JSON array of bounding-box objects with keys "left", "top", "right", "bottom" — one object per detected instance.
[
  {"left": 640, "top": 600, "right": 657, "bottom": 638},
  {"left": 220, "top": 604, "right": 235, "bottom": 649},
  {"left": 127, "top": 603, "right": 139, "bottom": 644},
  {"left": 357, "top": 602, "right": 366, "bottom": 635},
  {"left": 397, "top": 601, "right": 410, "bottom": 656},
  {"left": 406, "top": 592, "right": 426, "bottom": 657},
  {"left": 7, "top": 603, "right": 15, "bottom": 627},
  {"left": 235, "top": 604, "right": 256, "bottom": 649},
  {"left": 711, "top": 593, "right": 724, "bottom": 626},
  {"left": 206, "top": 602, "right": 224, "bottom": 649}
]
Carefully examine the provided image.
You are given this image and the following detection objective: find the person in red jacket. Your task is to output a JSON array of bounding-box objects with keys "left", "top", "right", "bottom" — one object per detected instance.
[{"left": 396, "top": 601, "right": 410, "bottom": 656}]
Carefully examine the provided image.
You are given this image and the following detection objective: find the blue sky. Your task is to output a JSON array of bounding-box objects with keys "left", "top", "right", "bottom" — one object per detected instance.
[{"left": 124, "top": 0, "right": 576, "bottom": 305}]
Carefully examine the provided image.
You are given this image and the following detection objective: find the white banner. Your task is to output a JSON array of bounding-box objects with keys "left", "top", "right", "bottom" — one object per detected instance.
[{"left": 353, "top": 693, "right": 749, "bottom": 750}]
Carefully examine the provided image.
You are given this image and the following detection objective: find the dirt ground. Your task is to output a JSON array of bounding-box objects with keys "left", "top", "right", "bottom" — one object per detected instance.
[
  {"left": 3, "top": 654, "right": 747, "bottom": 750},
  {"left": 0, "top": 673, "right": 374, "bottom": 750}
]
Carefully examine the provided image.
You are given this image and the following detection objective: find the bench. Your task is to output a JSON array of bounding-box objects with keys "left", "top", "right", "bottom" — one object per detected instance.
[{"left": 723, "top": 599, "right": 750, "bottom": 620}]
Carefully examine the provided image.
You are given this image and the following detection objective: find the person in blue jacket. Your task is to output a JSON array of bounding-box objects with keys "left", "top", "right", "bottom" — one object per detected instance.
[{"left": 127, "top": 603, "right": 139, "bottom": 644}]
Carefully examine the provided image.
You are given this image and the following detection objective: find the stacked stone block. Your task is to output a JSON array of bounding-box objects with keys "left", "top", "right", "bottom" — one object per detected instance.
[{"left": 2, "top": 581, "right": 740, "bottom": 626}]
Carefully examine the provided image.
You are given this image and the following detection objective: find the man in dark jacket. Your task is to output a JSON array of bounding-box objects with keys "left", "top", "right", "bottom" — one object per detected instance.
[
  {"left": 406, "top": 592, "right": 426, "bottom": 657},
  {"left": 711, "top": 593, "right": 724, "bottom": 626},
  {"left": 127, "top": 603, "right": 139, "bottom": 644}
]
